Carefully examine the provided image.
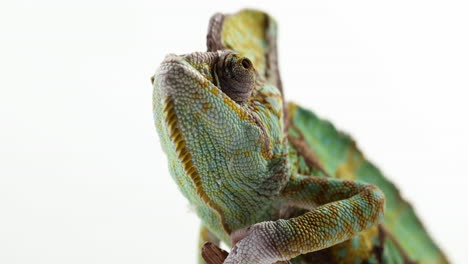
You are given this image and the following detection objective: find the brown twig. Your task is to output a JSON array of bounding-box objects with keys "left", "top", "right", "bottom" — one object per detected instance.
[
  {"left": 201, "top": 242, "right": 291, "bottom": 264},
  {"left": 201, "top": 242, "right": 228, "bottom": 264}
]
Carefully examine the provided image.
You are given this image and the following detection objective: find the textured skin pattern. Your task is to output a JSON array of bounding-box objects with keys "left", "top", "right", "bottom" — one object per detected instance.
[
  {"left": 154, "top": 51, "right": 289, "bottom": 244},
  {"left": 153, "top": 51, "right": 385, "bottom": 263},
  {"left": 279, "top": 176, "right": 385, "bottom": 256},
  {"left": 153, "top": 9, "right": 448, "bottom": 264},
  {"left": 287, "top": 104, "right": 448, "bottom": 263}
]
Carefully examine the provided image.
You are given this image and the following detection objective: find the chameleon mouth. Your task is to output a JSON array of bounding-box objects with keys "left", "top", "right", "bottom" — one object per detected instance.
[
  {"left": 157, "top": 59, "right": 233, "bottom": 233},
  {"left": 154, "top": 52, "right": 278, "bottom": 234},
  {"left": 156, "top": 53, "right": 257, "bottom": 235}
]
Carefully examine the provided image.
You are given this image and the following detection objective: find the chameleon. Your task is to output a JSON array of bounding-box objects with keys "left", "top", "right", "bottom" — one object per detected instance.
[{"left": 152, "top": 9, "right": 449, "bottom": 264}]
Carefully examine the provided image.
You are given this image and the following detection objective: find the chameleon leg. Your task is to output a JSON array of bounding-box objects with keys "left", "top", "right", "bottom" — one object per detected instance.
[
  {"left": 198, "top": 225, "right": 220, "bottom": 264},
  {"left": 224, "top": 175, "right": 385, "bottom": 264}
]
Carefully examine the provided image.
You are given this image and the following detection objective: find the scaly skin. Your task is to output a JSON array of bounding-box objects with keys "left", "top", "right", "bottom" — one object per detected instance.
[
  {"left": 153, "top": 9, "right": 448, "bottom": 264},
  {"left": 287, "top": 104, "right": 448, "bottom": 263}
]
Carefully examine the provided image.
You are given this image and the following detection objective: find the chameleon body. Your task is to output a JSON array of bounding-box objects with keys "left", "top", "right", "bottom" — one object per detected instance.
[{"left": 152, "top": 9, "right": 448, "bottom": 264}]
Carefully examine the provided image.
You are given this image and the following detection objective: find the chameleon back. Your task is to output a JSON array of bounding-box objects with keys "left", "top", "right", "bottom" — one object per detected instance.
[{"left": 288, "top": 103, "right": 448, "bottom": 263}]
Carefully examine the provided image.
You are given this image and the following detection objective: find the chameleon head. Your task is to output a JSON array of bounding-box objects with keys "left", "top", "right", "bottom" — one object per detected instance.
[{"left": 153, "top": 50, "right": 289, "bottom": 234}]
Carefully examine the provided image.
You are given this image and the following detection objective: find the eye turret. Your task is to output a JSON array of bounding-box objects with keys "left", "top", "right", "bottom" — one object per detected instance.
[{"left": 214, "top": 51, "right": 256, "bottom": 103}]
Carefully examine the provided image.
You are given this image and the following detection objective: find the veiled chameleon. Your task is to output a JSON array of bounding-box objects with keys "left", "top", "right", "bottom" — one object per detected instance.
[{"left": 152, "top": 9, "right": 448, "bottom": 264}]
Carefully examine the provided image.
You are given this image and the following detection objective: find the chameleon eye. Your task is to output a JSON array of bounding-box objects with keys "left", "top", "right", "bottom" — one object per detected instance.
[
  {"left": 241, "top": 58, "right": 252, "bottom": 69},
  {"left": 214, "top": 52, "right": 255, "bottom": 103}
]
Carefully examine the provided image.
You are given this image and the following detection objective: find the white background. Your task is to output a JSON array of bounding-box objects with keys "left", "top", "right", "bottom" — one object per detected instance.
[{"left": 1, "top": 0, "right": 467, "bottom": 263}]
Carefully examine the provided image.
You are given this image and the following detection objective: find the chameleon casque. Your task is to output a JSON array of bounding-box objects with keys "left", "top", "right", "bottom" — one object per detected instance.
[{"left": 152, "top": 9, "right": 448, "bottom": 264}]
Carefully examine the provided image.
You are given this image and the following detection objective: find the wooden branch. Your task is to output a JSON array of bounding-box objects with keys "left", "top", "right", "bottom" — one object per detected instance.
[
  {"left": 201, "top": 242, "right": 228, "bottom": 264},
  {"left": 201, "top": 242, "right": 292, "bottom": 264}
]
